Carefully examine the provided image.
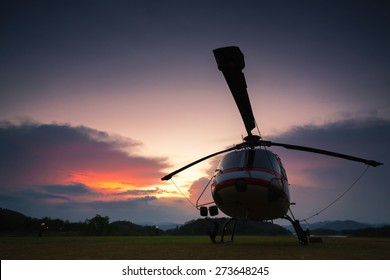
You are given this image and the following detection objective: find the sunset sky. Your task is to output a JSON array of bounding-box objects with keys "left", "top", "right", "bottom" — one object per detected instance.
[{"left": 1, "top": 0, "right": 389, "bottom": 225}]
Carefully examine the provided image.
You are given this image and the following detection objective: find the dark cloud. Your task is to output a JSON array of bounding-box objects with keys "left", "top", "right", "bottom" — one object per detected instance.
[
  {"left": 0, "top": 188, "right": 70, "bottom": 216},
  {"left": 268, "top": 117, "right": 389, "bottom": 223},
  {"left": 119, "top": 189, "right": 159, "bottom": 196},
  {"left": 41, "top": 183, "right": 94, "bottom": 195},
  {"left": 0, "top": 121, "right": 183, "bottom": 221},
  {"left": 0, "top": 121, "right": 169, "bottom": 187},
  {"left": 268, "top": 117, "right": 388, "bottom": 185},
  {"left": 119, "top": 187, "right": 174, "bottom": 197},
  {"left": 0, "top": 170, "right": 194, "bottom": 223},
  {"left": 0, "top": 190, "right": 191, "bottom": 223},
  {"left": 0, "top": 183, "right": 99, "bottom": 211},
  {"left": 78, "top": 196, "right": 195, "bottom": 224},
  {"left": 273, "top": 117, "right": 389, "bottom": 160}
]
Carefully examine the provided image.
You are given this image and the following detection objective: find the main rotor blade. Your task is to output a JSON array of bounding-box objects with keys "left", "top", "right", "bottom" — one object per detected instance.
[
  {"left": 213, "top": 46, "right": 256, "bottom": 136},
  {"left": 161, "top": 145, "right": 240, "bottom": 181},
  {"left": 260, "top": 140, "right": 383, "bottom": 167}
]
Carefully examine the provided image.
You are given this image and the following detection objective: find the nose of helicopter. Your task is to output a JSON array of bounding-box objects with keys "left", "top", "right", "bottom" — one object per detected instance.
[{"left": 211, "top": 174, "right": 290, "bottom": 220}]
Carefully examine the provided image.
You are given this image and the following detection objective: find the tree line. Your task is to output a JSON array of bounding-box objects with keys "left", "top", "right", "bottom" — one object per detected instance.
[
  {"left": 0, "top": 208, "right": 290, "bottom": 237},
  {"left": 1, "top": 208, "right": 390, "bottom": 237},
  {"left": 0, "top": 208, "right": 158, "bottom": 236}
]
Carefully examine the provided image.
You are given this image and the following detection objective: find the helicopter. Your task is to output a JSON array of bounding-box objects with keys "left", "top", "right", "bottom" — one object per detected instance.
[{"left": 161, "top": 46, "right": 382, "bottom": 245}]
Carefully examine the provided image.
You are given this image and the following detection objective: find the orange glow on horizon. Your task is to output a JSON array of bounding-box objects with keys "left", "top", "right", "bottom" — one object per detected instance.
[{"left": 66, "top": 171, "right": 183, "bottom": 200}]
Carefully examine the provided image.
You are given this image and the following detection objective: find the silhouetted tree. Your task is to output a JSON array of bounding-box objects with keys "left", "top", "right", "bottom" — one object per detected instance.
[{"left": 85, "top": 214, "right": 109, "bottom": 235}]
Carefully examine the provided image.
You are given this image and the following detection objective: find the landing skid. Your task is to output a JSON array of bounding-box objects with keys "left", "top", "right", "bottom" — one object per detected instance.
[
  {"left": 208, "top": 218, "right": 237, "bottom": 243},
  {"left": 283, "top": 215, "right": 309, "bottom": 245},
  {"left": 207, "top": 215, "right": 309, "bottom": 245}
]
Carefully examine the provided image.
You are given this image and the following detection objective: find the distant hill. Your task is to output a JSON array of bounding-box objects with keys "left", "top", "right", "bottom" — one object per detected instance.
[
  {"left": 308, "top": 220, "right": 370, "bottom": 231},
  {"left": 0, "top": 208, "right": 35, "bottom": 234},
  {"left": 0, "top": 208, "right": 28, "bottom": 220},
  {"left": 282, "top": 219, "right": 390, "bottom": 237},
  {"left": 2, "top": 208, "right": 389, "bottom": 237},
  {"left": 343, "top": 226, "right": 390, "bottom": 237},
  {"left": 285, "top": 220, "right": 380, "bottom": 232}
]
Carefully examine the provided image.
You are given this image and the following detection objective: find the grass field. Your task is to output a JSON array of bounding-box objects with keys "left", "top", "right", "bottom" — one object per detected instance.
[{"left": 1, "top": 235, "right": 390, "bottom": 260}]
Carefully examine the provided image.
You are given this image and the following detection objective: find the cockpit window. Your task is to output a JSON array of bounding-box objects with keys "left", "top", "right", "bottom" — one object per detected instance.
[
  {"left": 217, "top": 149, "right": 282, "bottom": 174},
  {"left": 251, "top": 150, "right": 281, "bottom": 174},
  {"left": 218, "top": 151, "right": 245, "bottom": 171}
]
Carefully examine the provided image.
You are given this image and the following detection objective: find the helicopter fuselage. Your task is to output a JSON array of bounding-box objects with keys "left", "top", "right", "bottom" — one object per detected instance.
[{"left": 211, "top": 148, "right": 290, "bottom": 220}]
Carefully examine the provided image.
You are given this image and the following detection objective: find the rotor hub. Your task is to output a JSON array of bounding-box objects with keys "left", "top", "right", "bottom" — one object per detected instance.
[{"left": 243, "top": 135, "right": 261, "bottom": 147}]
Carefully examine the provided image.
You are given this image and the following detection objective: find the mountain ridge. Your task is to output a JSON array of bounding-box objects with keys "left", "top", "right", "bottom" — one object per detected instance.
[
  {"left": 2, "top": 208, "right": 389, "bottom": 235},
  {"left": 284, "top": 219, "right": 388, "bottom": 232}
]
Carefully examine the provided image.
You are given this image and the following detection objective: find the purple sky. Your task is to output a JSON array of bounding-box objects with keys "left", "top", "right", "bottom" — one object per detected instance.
[{"left": 1, "top": 0, "right": 389, "bottom": 224}]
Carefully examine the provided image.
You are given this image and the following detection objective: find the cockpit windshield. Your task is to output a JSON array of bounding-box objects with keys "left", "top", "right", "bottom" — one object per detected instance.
[
  {"left": 217, "top": 151, "right": 244, "bottom": 171},
  {"left": 217, "top": 149, "right": 281, "bottom": 174}
]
